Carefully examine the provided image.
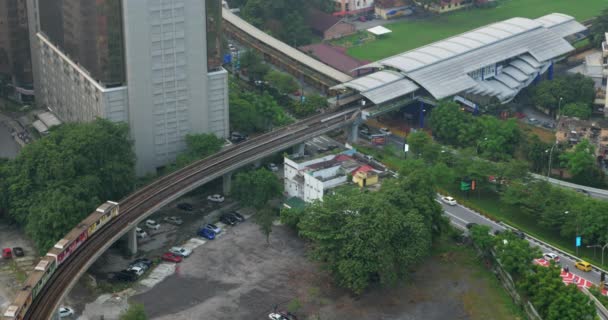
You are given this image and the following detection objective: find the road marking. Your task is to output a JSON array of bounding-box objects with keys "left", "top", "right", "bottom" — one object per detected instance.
[{"left": 443, "top": 211, "right": 469, "bottom": 225}]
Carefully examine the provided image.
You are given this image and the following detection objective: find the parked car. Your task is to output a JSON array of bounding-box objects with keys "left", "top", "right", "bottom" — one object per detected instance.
[
  {"left": 230, "top": 211, "right": 246, "bottom": 222},
  {"left": 543, "top": 253, "right": 560, "bottom": 263},
  {"left": 198, "top": 227, "right": 216, "bottom": 240},
  {"left": 465, "top": 222, "right": 478, "bottom": 230},
  {"left": 575, "top": 260, "right": 592, "bottom": 272},
  {"left": 204, "top": 223, "right": 222, "bottom": 234},
  {"left": 512, "top": 229, "right": 526, "bottom": 239},
  {"left": 269, "top": 311, "right": 297, "bottom": 320},
  {"left": 230, "top": 132, "right": 248, "bottom": 143},
  {"left": 58, "top": 307, "right": 74, "bottom": 318},
  {"left": 169, "top": 246, "right": 192, "bottom": 257},
  {"left": 162, "top": 252, "right": 183, "bottom": 263},
  {"left": 379, "top": 127, "right": 391, "bottom": 135},
  {"left": 441, "top": 196, "right": 457, "bottom": 206},
  {"left": 115, "top": 270, "right": 138, "bottom": 281},
  {"left": 146, "top": 219, "right": 160, "bottom": 230},
  {"left": 177, "top": 202, "right": 193, "bottom": 211},
  {"left": 527, "top": 118, "right": 540, "bottom": 125},
  {"left": 12, "top": 247, "right": 24, "bottom": 257},
  {"left": 127, "top": 265, "right": 145, "bottom": 277},
  {"left": 220, "top": 214, "right": 238, "bottom": 226},
  {"left": 2, "top": 248, "right": 12, "bottom": 259},
  {"left": 135, "top": 227, "right": 147, "bottom": 239},
  {"left": 163, "top": 216, "right": 183, "bottom": 225},
  {"left": 207, "top": 194, "right": 225, "bottom": 203},
  {"left": 267, "top": 163, "right": 279, "bottom": 172},
  {"left": 129, "top": 258, "right": 153, "bottom": 269}
]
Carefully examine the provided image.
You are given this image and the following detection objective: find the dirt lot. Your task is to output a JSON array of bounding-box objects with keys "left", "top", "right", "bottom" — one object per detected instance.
[
  {"left": 131, "top": 220, "right": 521, "bottom": 320},
  {"left": 0, "top": 222, "right": 37, "bottom": 311}
]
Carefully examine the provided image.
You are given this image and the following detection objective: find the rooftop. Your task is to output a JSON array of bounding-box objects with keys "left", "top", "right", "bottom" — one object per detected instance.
[{"left": 341, "top": 13, "right": 586, "bottom": 104}]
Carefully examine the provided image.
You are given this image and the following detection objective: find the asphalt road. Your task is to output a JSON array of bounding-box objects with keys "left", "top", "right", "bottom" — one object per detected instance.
[
  {"left": 0, "top": 121, "right": 18, "bottom": 159},
  {"left": 438, "top": 197, "right": 603, "bottom": 285}
]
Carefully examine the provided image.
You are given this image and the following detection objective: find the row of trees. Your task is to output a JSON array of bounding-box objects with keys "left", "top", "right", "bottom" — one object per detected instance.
[
  {"left": 236, "top": 0, "right": 315, "bottom": 47},
  {"left": 239, "top": 51, "right": 328, "bottom": 118},
  {"left": 429, "top": 101, "right": 521, "bottom": 161},
  {"left": 281, "top": 161, "right": 448, "bottom": 294},
  {"left": 229, "top": 80, "right": 293, "bottom": 134},
  {"left": 470, "top": 225, "right": 596, "bottom": 320},
  {"left": 0, "top": 119, "right": 137, "bottom": 253},
  {"left": 528, "top": 74, "right": 595, "bottom": 119}
]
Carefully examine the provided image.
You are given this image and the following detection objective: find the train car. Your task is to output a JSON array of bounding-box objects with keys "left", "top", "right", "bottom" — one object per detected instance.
[
  {"left": 87, "top": 201, "right": 119, "bottom": 237},
  {"left": 1, "top": 256, "right": 56, "bottom": 320},
  {"left": 47, "top": 221, "right": 89, "bottom": 266}
]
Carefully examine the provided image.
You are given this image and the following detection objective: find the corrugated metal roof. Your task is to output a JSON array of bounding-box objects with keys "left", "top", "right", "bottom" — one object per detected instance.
[
  {"left": 536, "top": 13, "right": 587, "bottom": 38},
  {"left": 222, "top": 8, "right": 352, "bottom": 83},
  {"left": 361, "top": 78, "right": 419, "bottom": 104},
  {"left": 346, "top": 13, "right": 584, "bottom": 103},
  {"left": 334, "top": 70, "right": 418, "bottom": 104}
]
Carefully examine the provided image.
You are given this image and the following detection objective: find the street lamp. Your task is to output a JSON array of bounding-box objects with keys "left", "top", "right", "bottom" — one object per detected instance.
[
  {"left": 587, "top": 243, "right": 608, "bottom": 266},
  {"left": 564, "top": 210, "right": 580, "bottom": 255},
  {"left": 546, "top": 142, "right": 558, "bottom": 179},
  {"left": 557, "top": 96, "right": 564, "bottom": 121}
]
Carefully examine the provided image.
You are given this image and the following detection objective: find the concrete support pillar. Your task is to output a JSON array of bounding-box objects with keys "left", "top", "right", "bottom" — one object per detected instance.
[
  {"left": 223, "top": 171, "right": 233, "bottom": 195},
  {"left": 126, "top": 227, "right": 137, "bottom": 256},
  {"left": 51, "top": 309, "right": 60, "bottom": 320},
  {"left": 419, "top": 101, "right": 426, "bottom": 128},
  {"left": 347, "top": 122, "right": 359, "bottom": 143},
  {"left": 548, "top": 62, "right": 554, "bottom": 80},
  {"left": 293, "top": 143, "right": 305, "bottom": 156}
]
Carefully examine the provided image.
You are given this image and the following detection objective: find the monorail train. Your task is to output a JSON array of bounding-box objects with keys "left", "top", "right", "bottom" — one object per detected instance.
[{"left": 2, "top": 201, "right": 119, "bottom": 320}]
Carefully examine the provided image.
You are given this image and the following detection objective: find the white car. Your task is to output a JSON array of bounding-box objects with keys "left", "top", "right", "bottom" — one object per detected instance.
[
  {"left": 58, "top": 307, "right": 74, "bottom": 318},
  {"left": 145, "top": 219, "right": 160, "bottom": 230},
  {"left": 267, "top": 163, "right": 279, "bottom": 172},
  {"left": 169, "top": 246, "right": 192, "bottom": 257},
  {"left": 441, "top": 196, "right": 457, "bottom": 206},
  {"left": 207, "top": 194, "right": 225, "bottom": 203},
  {"left": 163, "top": 216, "right": 183, "bottom": 225},
  {"left": 269, "top": 313, "right": 292, "bottom": 320},
  {"left": 127, "top": 265, "right": 145, "bottom": 277},
  {"left": 543, "top": 253, "right": 560, "bottom": 262},
  {"left": 135, "top": 227, "right": 147, "bottom": 239},
  {"left": 379, "top": 127, "right": 391, "bottom": 135},
  {"left": 204, "top": 223, "right": 222, "bottom": 234}
]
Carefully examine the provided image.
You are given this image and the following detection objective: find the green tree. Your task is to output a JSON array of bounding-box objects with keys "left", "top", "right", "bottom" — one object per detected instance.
[
  {"left": 559, "top": 139, "right": 596, "bottom": 177},
  {"left": 233, "top": 169, "right": 282, "bottom": 209},
  {"left": 590, "top": 8, "right": 608, "bottom": 47},
  {"left": 531, "top": 74, "right": 595, "bottom": 114},
  {"left": 119, "top": 303, "right": 148, "bottom": 320},
  {"left": 524, "top": 135, "right": 551, "bottom": 173},
  {"left": 4, "top": 119, "right": 136, "bottom": 252},
  {"left": 406, "top": 131, "right": 432, "bottom": 158},
  {"left": 429, "top": 100, "right": 479, "bottom": 147},
  {"left": 476, "top": 116, "right": 520, "bottom": 160},
  {"left": 264, "top": 70, "right": 298, "bottom": 95},
  {"left": 519, "top": 265, "right": 596, "bottom": 320},
  {"left": 173, "top": 133, "right": 224, "bottom": 168},
  {"left": 239, "top": 50, "right": 270, "bottom": 80},
  {"left": 229, "top": 80, "right": 293, "bottom": 133},
  {"left": 293, "top": 93, "right": 327, "bottom": 117},
  {"left": 470, "top": 224, "right": 495, "bottom": 257},
  {"left": 296, "top": 164, "right": 445, "bottom": 294},
  {"left": 494, "top": 232, "right": 541, "bottom": 277},
  {"left": 256, "top": 207, "right": 276, "bottom": 244},
  {"left": 561, "top": 102, "right": 592, "bottom": 119}
]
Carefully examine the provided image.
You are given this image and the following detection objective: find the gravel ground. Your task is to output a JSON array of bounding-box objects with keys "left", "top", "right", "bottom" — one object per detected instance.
[{"left": 128, "top": 217, "right": 516, "bottom": 320}]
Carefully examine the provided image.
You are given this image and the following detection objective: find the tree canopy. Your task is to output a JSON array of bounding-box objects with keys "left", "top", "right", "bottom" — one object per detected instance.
[
  {"left": 294, "top": 162, "right": 446, "bottom": 294},
  {"left": 173, "top": 133, "right": 224, "bottom": 168},
  {"left": 2, "top": 119, "right": 136, "bottom": 252},
  {"left": 233, "top": 168, "right": 282, "bottom": 209},
  {"left": 264, "top": 70, "right": 299, "bottom": 95},
  {"left": 530, "top": 74, "right": 595, "bottom": 114},
  {"left": 561, "top": 102, "right": 592, "bottom": 120},
  {"left": 229, "top": 80, "right": 293, "bottom": 134},
  {"left": 429, "top": 100, "right": 520, "bottom": 160},
  {"left": 241, "top": 0, "right": 314, "bottom": 46}
]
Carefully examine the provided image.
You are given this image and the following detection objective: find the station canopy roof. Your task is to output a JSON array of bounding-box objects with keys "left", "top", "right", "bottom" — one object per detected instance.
[
  {"left": 331, "top": 70, "right": 419, "bottom": 104},
  {"left": 345, "top": 13, "right": 586, "bottom": 104}
]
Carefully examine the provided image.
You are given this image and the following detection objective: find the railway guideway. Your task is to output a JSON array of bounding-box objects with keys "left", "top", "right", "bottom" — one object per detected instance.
[{"left": 17, "top": 107, "right": 360, "bottom": 320}]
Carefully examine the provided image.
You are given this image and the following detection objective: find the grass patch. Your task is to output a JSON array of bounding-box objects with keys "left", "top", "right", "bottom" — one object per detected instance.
[
  {"left": 9, "top": 260, "right": 27, "bottom": 283},
  {"left": 347, "top": 0, "right": 607, "bottom": 60},
  {"left": 433, "top": 234, "right": 524, "bottom": 320}
]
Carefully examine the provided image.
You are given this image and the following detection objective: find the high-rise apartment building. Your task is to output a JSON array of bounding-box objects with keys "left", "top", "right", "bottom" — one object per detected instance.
[
  {"left": 0, "top": 0, "right": 33, "bottom": 101},
  {"left": 27, "top": 0, "right": 229, "bottom": 174}
]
